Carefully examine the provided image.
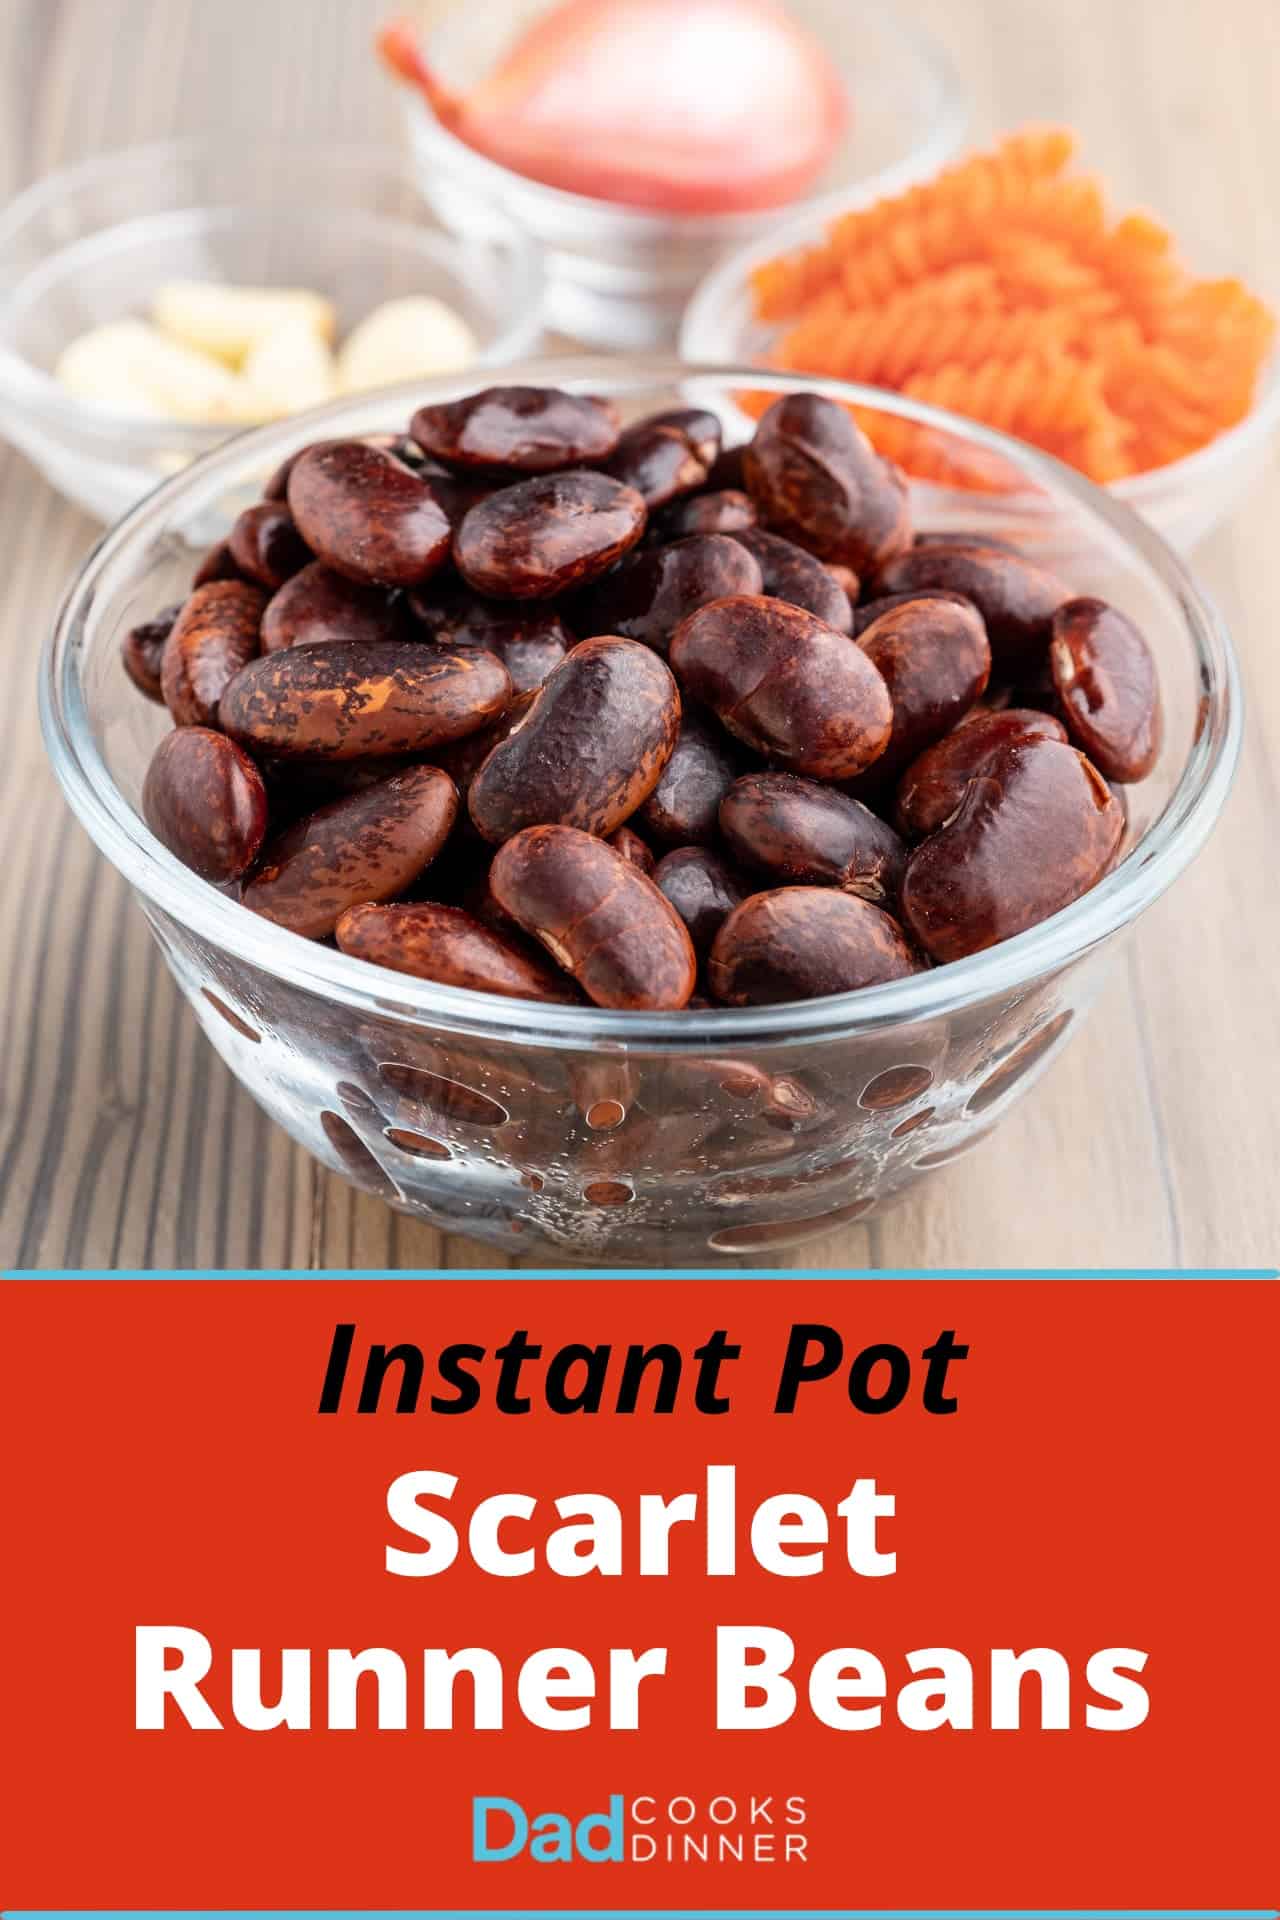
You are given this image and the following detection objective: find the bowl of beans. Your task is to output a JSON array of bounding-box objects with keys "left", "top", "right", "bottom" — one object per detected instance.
[{"left": 41, "top": 361, "right": 1240, "bottom": 1262}]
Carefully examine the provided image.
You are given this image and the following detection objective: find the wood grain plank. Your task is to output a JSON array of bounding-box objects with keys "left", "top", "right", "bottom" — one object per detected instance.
[{"left": 0, "top": 0, "right": 1275, "bottom": 1271}]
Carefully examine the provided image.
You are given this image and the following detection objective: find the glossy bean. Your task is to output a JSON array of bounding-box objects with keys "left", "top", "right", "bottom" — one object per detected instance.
[
  {"left": 669, "top": 593, "right": 892, "bottom": 780},
  {"left": 744, "top": 392, "right": 912, "bottom": 575},
  {"left": 872, "top": 543, "right": 1070, "bottom": 670},
  {"left": 857, "top": 595, "right": 991, "bottom": 776},
  {"left": 243, "top": 764, "right": 458, "bottom": 938},
  {"left": 895, "top": 707, "right": 1069, "bottom": 838},
  {"left": 637, "top": 704, "right": 746, "bottom": 845},
  {"left": 576, "top": 533, "right": 762, "bottom": 656},
  {"left": 657, "top": 488, "right": 757, "bottom": 538},
  {"left": 228, "top": 501, "right": 311, "bottom": 591},
  {"left": 142, "top": 726, "right": 268, "bottom": 883},
  {"left": 638, "top": 406, "right": 722, "bottom": 468},
  {"left": 1050, "top": 596, "right": 1161, "bottom": 782},
  {"left": 191, "top": 539, "right": 243, "bottom": 586},
  {"left": 161, "top": 580, "right": 266, "bottom": 728},
  {"left": 335, "top": 900, "right": 577, "bottom": 1001},
  {"left": 455, "top": 470, "right": 646, "bottom": 600},
  {"left": 609, "top": 825, "right": 655, "bottom": 875},
  {"left": 221, "top": 638, "right": 511, "bottom": 761},
  {"left": 122, "top": 602, "right": 181, "bottom": 702},
  {"left": 469, "top": 636, "right": 679, "bottom": 842},
  {"left": 433, "top": 691, "right": 537, "bottom": 798},
  {"left": 652, "top": 845, "right": 748, "bottom": 956},
  {"left": 287, "top": 440, "right": 451, "bottom": 588},
  {"left": 490, "top": 825, "right": 696, "bottom": 1010},
  {"left": 900, "top": 737, "right": 1124, "bottom": 962},
  {"left": 851, "top": 586, "right": 976, "bottom": 637},
  {"left": 600, "top": 424, "right": 707, "bottom": 509},
  {"left": 406, "top": 583, "right": 571, "bottom": 693},
  {"left": 709, "top": 887, "right": 923, "bottom": 1004},
  {"left": 261, "top": 562, "right": 402, "bottom": 653},
  {"left": 410, "top": 385, "right": 622, "bottom": 472},
  {"left": 720, "top": 772, "right": 905, "bottom": 904},
  {"left": 730, "top": 525, "right": 854, "bottom": 632}
]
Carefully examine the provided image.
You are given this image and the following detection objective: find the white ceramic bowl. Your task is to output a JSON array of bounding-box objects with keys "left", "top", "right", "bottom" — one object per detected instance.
[
  {"left": 401, "top": 0, "right": 966, "bottom": 349},
  {"left": 0, "top": 138, "right": 547, "bottom": 523}
]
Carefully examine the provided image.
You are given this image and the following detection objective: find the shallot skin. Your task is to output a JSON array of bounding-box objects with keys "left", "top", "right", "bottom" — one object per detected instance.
[{"left": 377, "top": 0, "right": 848, "bottom": 215}]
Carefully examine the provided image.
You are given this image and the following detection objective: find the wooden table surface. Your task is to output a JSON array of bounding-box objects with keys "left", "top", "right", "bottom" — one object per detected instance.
[{"left": 1, "top": 0, "right": 1276, "bottom": 1273}]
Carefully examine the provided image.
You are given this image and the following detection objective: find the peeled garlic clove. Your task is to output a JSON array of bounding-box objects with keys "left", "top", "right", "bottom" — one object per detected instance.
[
  {"left": 240, "top": 319, "right": 338, "bottom": 419},
  {"left": 336, "top": 296, "right": 478, "bottom": 394},
  {"left": 377, "top": 0, "right": 847, "bottom": 215},
  {"left": 152, "top": 281, "right": 337, "bottom": 364},
  {"left": 56, "top": 319, "right": 254, "bottom": 422}
]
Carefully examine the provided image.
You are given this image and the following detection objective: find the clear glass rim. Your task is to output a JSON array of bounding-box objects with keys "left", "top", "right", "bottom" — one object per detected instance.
[
  {"left": 0, "top": 134, "right": 548, "bottom": 447},
  {"left": 41, "top": 355, "right": 1243, "bottom": 1051},
  {"left": 403, "top": 0, "right": 966, "bottom": 238}
]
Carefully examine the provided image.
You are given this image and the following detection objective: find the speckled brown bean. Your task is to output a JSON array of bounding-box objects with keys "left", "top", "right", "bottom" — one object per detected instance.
[
  {"left": 577, "top": 533, "right": 763, "bottom": 656},
  {"left": 744, "top": 393, "right": 913, "bottom": 576},
  {"left": 729, "top": 526, "right": 854, "bottom": 633},
  {"left": 652, "top": 845, "right": 748, "bottom": 956},
  {"left": 600, "top": 424, "right": 708, "bottom": 509},
  {"left": 242, "top": 764, "right": 458, "bottom": 938},
  {"left": 407, "top": 584, "right": 572, "bottom": 693},
  {"left": 122, "top": 603, "right": 181, "bottom": 701},
  {"left": 469, "top": 637, "right": 679, "bottom": 842},
  {"left": 895, "top": 707, "right": 1069, "bottom": 838},
  {"left": 709, "top": 887, "right": 923, "bottom": 1004},
  {"left": 637, "top": 704, "right": 746, "bottom": 845},
  {"left": 410, "top": 385, "right": 622, "bottom": 472},
  {"left": 433, "top": 691, "right": 537, "bottom": 799},
  {"left": 287, "top": 441, "right": 451, "bottom": 588},
  {"left": 669, "top": 593, "right": 892, "bottom": 780},
  {"left": 335, "top": 900, "right": 578, "bottom": 1001},
  {"left": 455, "top": 471, "right": 646, "bottom": 600},
  {"left": 857, "top": 596, "right": 992, "bottom": 777},
  {"left": 872, "top": 543, "right": 1070, "bottom": 670},
  {"left": 720, "top": 772, "right": 905, "bottom": 905},
  {"left": 900, "top": 737, "right": 1124, "bottom": 963},
  {"left": 608, "top": 825, "right": 655, "bottom": 875},
  {"left": 1050, "top": 597, "right": 1162, "bottom": 782},
  {"left": 638, "top": 406, "right": 723, "bottom": 467},
  {"left": 261, "top": 562, "right": 402, "bottom": 653},
  {"left": 142, "top": 726, "right": 268, "bottom": 883},
  {"left": 161, "top": 580, "right": 266, "bottom": 727},
  {"left": 490, "top": 825, "right": 696, "bottom": 1010},
  {"left": 191, "top": 539, "right": 243, "bottom": 586},
  {"left": 851, "top": 587, "right": 977, "bottom": 637},
  {"left": 220, "top": 639, "right": 511, "bottom": 761},
  {"left": 657, "top": 489, "right": 758, "bottom": 538},
  {"left": 228, "top": 502, "right": 311, "bottom": 591}
]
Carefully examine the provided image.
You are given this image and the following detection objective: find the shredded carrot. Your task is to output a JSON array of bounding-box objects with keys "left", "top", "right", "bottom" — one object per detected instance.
[{"left": 749, "top": 127, "right": 1275, "bottom": 487}]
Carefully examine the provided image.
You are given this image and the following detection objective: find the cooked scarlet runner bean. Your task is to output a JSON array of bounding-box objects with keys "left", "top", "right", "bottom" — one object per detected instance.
[
  {"left": 287, "top": 440, "right": 451, "bottom": 588},
  {"left": 491, "top": 824, "right": 696, "bottom": 1010},
  {"left": 895, "top": 707, "right": 1068, "bottom": 838},
  {"left": 335, "top": 900, "right": 578, "bottom": 1001},
  {"left": 600, "top": 423, "right": 708, "bottom": 509},
  {"left": 709, "top": 887, "right": 922, "bottom": 1004},
  {"left": 228, "top": 502, "right": 311, "bottom": 591},
  {"left": 243, "top": 764, "right": 458, "bottom": 938},
  {"left": 220, "top": 638, "right": 511, "bottom": 760},
  {"left": 851, "top": 586, "right": 976, "bottom": 637},
  {"left": 658, "top": 488, "right": 758, "bottom": 538},
  {"left": 744, "top": 393, "right": 912, "bottom": 576},
  {"left": 1049, "top": 596, "right": 1161, "bottom": 782},
  {"left": 608, "top": 824, "right": 655, "bottom": 874},
  {"left": 729, "top": 525, "right": 854, "bottom": 632},
  {"left": 640, "top": 407, "right": 722, "bottom": 468},
  {"left": 162, "top": 580, "right": 266, "bottom": 728},
  {"left": 857, "top": 595, "right": 991, "bottom": 777},
  {"left": 456, "top": 470, "right": 646, "bottom": 600},
  {"left": 638, "top": 704, "right": 746, "bottom": 845},
  {"left": 122, "top": 603, "right": 181, "bottom": 702},
  {"left": 900, "top": 737, "right": 1124, "bottom": 963},
  {"left": 142, "top": 726, "right": 268, "bottom": 883},
  {"left": 407, "top": 583, "right": 571, "bottom": 693},
  {"left": 653, "top": 845, "right": 748, "bottom": 956},
  {"left": 433, "top": 691, "right": 537, "bottom": 798},
  {"left": 872, "top": 542, "right": 1070, "bottom": 670},
  {"left": 669, "top": 593, "right": 892, "bottom": 780},
  {"left": 720, "top": 772, "right": 905, "bottom": 904},
  {"left": 261, "top": 562, "right": 401, "bottom": 653},
  {"left": 191, "top": 539, "right": 243, "bottom": 586},
  {"left": 410, "top": 385, "right": 621, "bottom": 472},
  {"left": 577, "top": 532, "right": 762, "bottom": 655},
  {"left": 469, "top": 636, "right": 679, "bottom": 842}
]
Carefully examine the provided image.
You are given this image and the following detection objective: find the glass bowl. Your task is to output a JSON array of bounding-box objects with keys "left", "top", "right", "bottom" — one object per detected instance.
[
  {"left": 680, "top": 206, "right": 1280, "bottom": 555},
  {"left": 0, "top": 138, "right": 546, "bottom": 524},
  {"left": 400, "top": 0, "right": 965, "bottom": 349},
  {"left": 41, "top": 359, "right": 1241, "bottom": 1265}
]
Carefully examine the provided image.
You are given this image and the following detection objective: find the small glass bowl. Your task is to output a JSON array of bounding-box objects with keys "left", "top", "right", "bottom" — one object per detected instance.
[
  {"left": 401, "top": 0, "right": 965, "bottom": 349},
  {"left": 681, "top": 207, "right": 1280, "bottom": 555},
  {"left": 0, "top": 138, "right": 546, "bottom": 524},
  {"left": 41, "top": 360, "right": 1241, "bottom": 1264}
]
